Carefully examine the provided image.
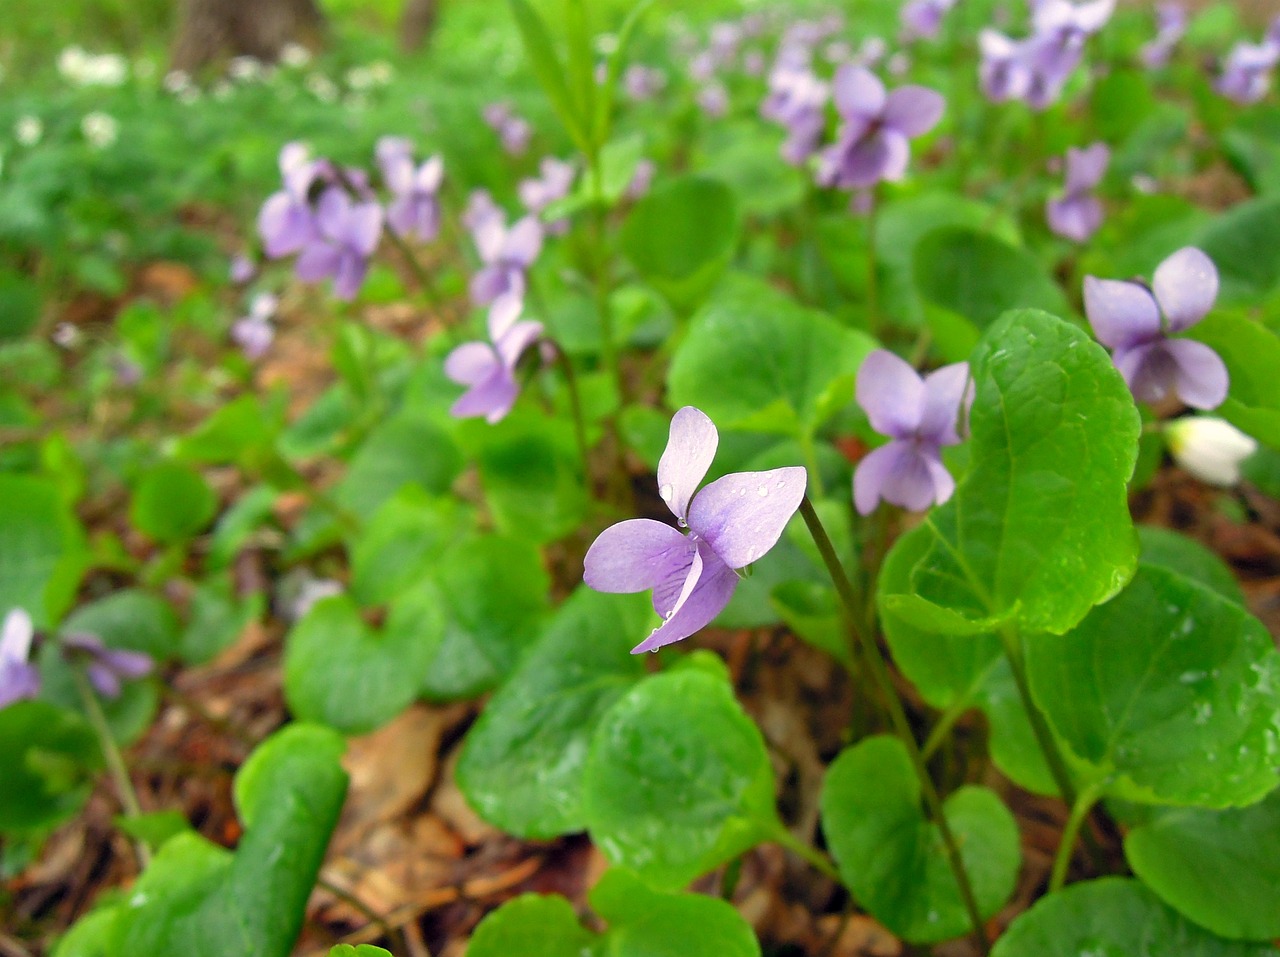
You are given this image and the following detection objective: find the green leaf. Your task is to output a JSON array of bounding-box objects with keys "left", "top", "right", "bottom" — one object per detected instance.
[
  {"left": 349, "top": 489, "right": 472, "bottom": 607},
  {"left": 179, "top": 575, "right": 263, "bottom": 664},
  {"left": 1188, "top": 312, "right": 1280, "bottom": 446},
  {"left": 913, "top": 228, "right": 1070, "bottom": 332},
  {"left": 769, "top": 581, "right": 852, "bottom": 667},
  {"left": 458, "top": 588, "right": 649, "bottom": 838},
  {"left": 335, "top": 412, "right": 463, "bottom": 516},
  {"left": 130, "top": 463, "right": 218, "bottom": 545},
  {"left": 114, "top": 810, "right": 191, "bottom": 851},
  {"left": 329, "top": 947, "right": 394, "bottom": 957},
  {"left": 0, "top": 474, "right": 88, "bottom": 627},
  {"left": 468, "top": 412, "right": 587, "bottom": 545},
  {"left": 1027, "top": 564, "right": 1280, "bottom": 807},
  {"left": 582, "top": 668, "right": 780, "bottom": 889},
  {"left": 174, "top": 393, "right": 286, "bottom": 468},
  {"left": 1195, "top": 197, "right": 1280, "bottom": 303},
  {"left": 620, "top": 175, "right": 740, "bottom": 314},
  {"left": 284, "top": 589, "right": 445, "bottom": 735},
  {"left": 466, "top": 893, "right": 596, "bottom": 957},
  {"left": 990, "top": 878, "right": 1280, "bottom": 957},
  {"left": 892, "top": 309, "right": 1141, "bottom": 635},
  {"left": 0, "top": 701, "right": 99, "bottom": 835},
  {"left": 590, "top": 868, "right": 761, "bottom": 957},
  {"left": 696, "top": 121, "right": 806, "bottom": 218},
  {"left": 667, "top": 273, "right": 876, "bottom": 438},
  {"left": 820, "top": 736, "right": 1019, "bottom": 943},
  {"left": 1125, "top": 787, "right": 1280, "bottom": 941},
  {"left": 1137, "top": 525, "right": 1244, "bottom": 605},
  {"left": 420, "top": 533, "right": 551, "bottom": 700},
  {"left": 0, "top": 266, "right": 42, "bottom": 341},
  {"left": 62, "top": 589, "right": 180, "bottom": 661},
  {"left": 506, "top": 0, "right": 590, "bottom": 155}
]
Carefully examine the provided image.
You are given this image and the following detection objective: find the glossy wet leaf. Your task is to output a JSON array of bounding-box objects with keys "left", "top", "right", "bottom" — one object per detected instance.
[
  {"left": 886, "top": 309, "right": 1141, "bottom": 636},
  {"left": 582, "top": 667, "right": 780, "bottom": 889},
  {"left": 130, "top": 462, "right": 218, "bottom": 545},
  {"left": 1137, "top": 525, "right": 1245, "bottom": 605},
  {"left": 466, "top": 893, "right": 597, "bottom": 957},
  {"left": 1027, "top": 565, "right": 1280, "bottom": 807},
  {"left": 0, "top": 473, "right": 88, "bottom": 627},
  {"left": 349, "top": 489, "right": 472, "bottom": 606},
  {"left": 990, "top": 878, "right": 1280, "bottom": 957},
  {"left": 620, "top": 175, "right": 740, "bottom": 314},
  {"left": 0, "top": 701, "right": 99, "bottom": 834},
  {"left": 1125, "top": 787, "right": 1280, "bottom": 941},
  {"left": 1188, "top": 312, "right": 1280, "bottom": 446},
  {"left": 458, "top": 589, "right": 649, "bottom": 838},
  {"left": 668, "top": 273, "right": 875, "bottom": 438},
  {"left": 821, "top": 736, "right": 1019, "bottom": 943},
  {"left": 284, "top": 588, "right": 445, "bottom": 735}
]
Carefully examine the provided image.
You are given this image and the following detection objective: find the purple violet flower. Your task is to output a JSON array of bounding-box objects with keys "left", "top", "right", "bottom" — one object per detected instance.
[
  {"left": 257, "top": 142, "right": 322, "bottom": 258},
  {"left": 901, "top": 0, "right": 958, "bottom": 43},
  {"left": 1216, "top": 41, "right": 1280, "bottom": 104},
  {"left": 462, "top": 189, "right": 503, "bottom": 235},
  {"left": 483, "top": 102, "right": 532, "bottom": 156},
  {"left": 979, "top": 30, "right": 1034, "bottom": 102},
  {"left": 583, "top": 407, "right": 807, "bottom": 653},
  {"left": 626, "top": 159, "right": 656, "bottom": 200},
  {"left": 1140, "top": 2, "right": 1186, "bottom": 69},
  {"left": 1046, "top": 142, "right": 1109, "bottom": 242},
  {"left": 624, "top": 64, "right": 666, "bottom": 101},
  {"left": 697, "top": 82, "right": 730, "bottom": 118},
  {"left": 0, "top": 609, "right": 40, "bottom": 709},
  {"left": 519, "top": 157, "right": 576, "bottom": 215},
  {"left": 232, "top": 292, "right": 278, "bottom": 360},
  {"left": 377, "top": 137, "right": 444, "bottom": 243},
  {"left": 229, "top": 253, "right": 256, "bottom": 285},
  {"left": 443, "top": 319, "right": 543, "bottom": 423},
  {"left": 817, "top": 66, "right": 944, "bottom": 190},
  {"left": 469, "top": 214, "right": 544, "bottom": 338},
  {"left": 294, "top": 188, "right": 383, "bottom": 301},
  {"left": 1084, "top": 247, "right": 1228, "bottom": 409},
  {"left": 761, "top": 64, "right": 829, "bottom": 166},
  {"left": 62, "top": 633, "right": 153, "bottom": 699},
  {"left": 853, "top": 351, "right": 970, "bottom": 515}
]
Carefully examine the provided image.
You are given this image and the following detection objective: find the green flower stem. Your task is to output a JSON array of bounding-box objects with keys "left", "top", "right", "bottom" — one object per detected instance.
[
  {"left": 921, "top": 693, "right": 975, "bottom": 762},
  {"left": 997, "top": 625, "right": 1079, "bottom": 807},
  {"left": 865, "top": 189, "right": 882, "bottom": 339},
  {"left": 771, "top": 824, "right": 842, "bottom": 883},
  {"left": 547, "top": 340, "right": 591, "bottom": 477},
  {"left": 798, "top": 496, "right": 990, "bottom": 955},
  {"left": 1049, "top": 784, "right": 1102, "bottom": 893},
  {"left": 72, "top": 668, "right": 151, "bottom": 869}
]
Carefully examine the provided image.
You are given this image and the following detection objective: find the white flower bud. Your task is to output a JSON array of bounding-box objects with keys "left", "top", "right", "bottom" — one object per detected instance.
[{"left": 1166, "top": 417, "right": 1258, "bottom": 487}]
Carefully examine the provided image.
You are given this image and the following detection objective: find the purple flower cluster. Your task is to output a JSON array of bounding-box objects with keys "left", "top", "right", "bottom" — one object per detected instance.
[
  {"left": 257, "top": 143, "right": 384, "bottom": 301},
  {"left": 1140, "top": 2, "right": 1186, "bottom": 69},
  {"left": 900, "top": 0, "right": 959, "bottom": 44},
  {"left": 1084, "top": 247, "right": 1228, "bottom": 409},
  {"left": 376, "top": 136, "right": 444, "bottom": 243},
  {"left": 1216, "top": 18, "right": 1280, "bottom": 104},
  {"left": 584, "top": 407, "right": 806, "bottom": 653},
  {"left": 760, "top": 57, "right": 830, "bottom": 166},
  {"left": 1045, "top": 142, "right": 1109, "bottom": 242},
  {"left": 519, "top": 157, "right": 575, "bottom": 235},
  {"left": 482, "top": 102, "right": 532, "bottom": 156},
  {"left": 854, "top": 351, "right": 971, "bottom": 515},
  {"left": 979, "top": 0, "right": 1114, "bottom": 109},
  {"left": 231, "top": 292, "right": 278, "bottom": 361}
]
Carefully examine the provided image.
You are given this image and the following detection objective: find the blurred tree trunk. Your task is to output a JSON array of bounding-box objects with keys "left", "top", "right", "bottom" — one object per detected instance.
[
  {"left": 171, "top": 0, "right": 325, "bottom": 72},
  {"left": 399, "top": 0, "right": 438, "bottom": 52}
]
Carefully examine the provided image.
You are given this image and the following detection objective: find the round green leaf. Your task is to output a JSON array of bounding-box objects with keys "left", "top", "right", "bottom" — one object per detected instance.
[
  {"left": 457, "top": 589, "right": 649, "bottom": 838},
  {"left": 335, "top": 412, "right": 463, "bottom": 515},
  {"left": 1125, "top": 788, "right": 1280, "bottom": 941},
  {"left": 0, "top": 474, "right": 88, "bottom": 627},
  {"left": 620, "top": 174, "right": 740, "bottom": 314},
  {"left": 1028, "top": 565, "right": 1280, "bottom": 808},
  {"left": 820, "top": 736, "right": 1019, "bottom": 943},
  {"left": 130, "top": 463, "right": 218, "bottom": 545},
  {"left": 284, "top": 588, "right": 444, "bottom": 735},
  {"left": 349, "top": 489, "right": 472, "bottom": 607},
  {"left": 889, "top": 309, "right": 1141, "bottom": 636},
  {"left": 1137, "top": 525, "right": 1245, "bottom": 605},
  {"left": 582, "top": 668, "right": 780, "bottom": 889},
  {"left": 1195, "top": 196, "right": 1280, "bottom": 304},
  {"left": 0, "top": 700, "right": 99, "bottom": 834},
  {"left": 1188, "top": 312, "right": 1280, "bottom": 447},
  {"left": 466, "top": 894, "right": 595, "bottom": 957},
  {"left": 667, "top": 273, "right": 876, "bottom": 438},
  {"left": 991, "top": 878, "right": 1279, "bottom": 957}
]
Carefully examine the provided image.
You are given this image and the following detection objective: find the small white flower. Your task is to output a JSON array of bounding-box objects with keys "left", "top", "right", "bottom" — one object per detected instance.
[
  {"left": 15, "top": 116, "right": 43, "bottom": 146},
  {"left": 58, "top": 46, "right": 89, "bottom": 81},
  {"left": 228, "top": 55, "right": 265, "bottom": 82},
  {"left": 279, "top": 42, "right": 311, "bottom": 68},
  {"left": 366, "top": 60, "right": 393, "bottom": 85},
  {"left": 81, "top": 112, "right": 119, "bottom": 149},
  {"left": 52, "top": 322, "right": 81, "bottom": 348},
  {"left": 212, "top": 80, "right": 234, "bottom": 100},
  {"left": 1166, "top": 417, "right": 1258, "bottom": 486},
  {"left": 306, "top": 72, "right": 338, "bottom": 102},
  {"left": 163, "top": 69, "right": 192, "bottom": 94}
]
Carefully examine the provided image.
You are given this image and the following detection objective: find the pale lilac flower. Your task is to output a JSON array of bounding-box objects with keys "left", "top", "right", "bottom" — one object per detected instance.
[
  {"left": 112, "top": 354, "right": 143, "bottom": 387},
  {"left": 444, "top": 320, "right": 543, "bottom": 423},
  {"left": 61, "top": 633, "right": 152, "bottom": 699},
  {"left": 980, "top": 0, "right": 1112, "bottom": 110},
  {"left": 697, "top": 82, "right": 729, "bottom": 117},
  {"left": 258, "top": 142, "right": 322, "bottom": 258},
  {"left": 378, "top": 138, "right": 444, "bottom": 243},
  {"left": 518, "top": 157, "right": 576, "bottom": 214},
  {"left": 689, "top": 51, "right": 717, "bottom": 84},
  {"left": 229, "top": 254, "right": 256, "bottom": 285},
  {"left": 232, "top": 292, "right": 277, "bottom": 360},
  {"left": 1140, "top": 3, "right": 1186, "bottom": 69},
  {"left": 294, "top": 188, "right": 383, "bottom": 301},
  {"left": 854, "top": 352, "right": 969, "bottom": 515},
  {"left": 743, "top": 50, "right": 767, "bottom": 76},
  {"left": 482, "top": 102, "right": 532, "bottom": 155},
  {"left": 462, "top": 189, "right": 503, "bottom": 235},
  {"left": 979, "top": 30, "right": 1033, "bottom": 102},
  {"left": 901, "top": 0, "right": 958, "bottom": 43},
  {"left": 1083, "top": 247, "right": 1228, "bottom": 409},
  {"left": 0, "top": 609, "right": 39, "bottom": 709},
  {"left": 1030, "top": 0, "right": 1115, "bottom": 76},
  {"left": 469, "top": 214, "right": 544, "bottom": 338},
  {"left": 817, "top": 66, "right": 944, "bottom": 190},
  {"left": 624, "top": 64, "right": 666, "bottom": 101},
  {"left": 584, "top": 407, "right": 807, "bottom": 653},
  {"left": 1046, "top": 142, "right": 1109, "bottom": 242},
  {"left": 1216, "top": 42, "right": 1279, "bottom": 104},
  {"left": 761, "top": 64, "right": 829, "bottom": 165},
  {"left": 626, "top": 159, "right": 656, "bottom": 200}
]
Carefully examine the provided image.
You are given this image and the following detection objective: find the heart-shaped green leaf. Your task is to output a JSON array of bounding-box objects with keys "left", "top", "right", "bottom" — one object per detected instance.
[
  {"left": 1188, "top": 312, "right": 1280, "bottom": 446},
  {"left": 820, "top": 736, "right": 1019, "bottom": 943},
  {"left": 1027, "top": 564, "right": 1280, "bottom": 808},
  {"left": 466, "top": 893, "right": 596, "bottom": 957},
  {"left": 0, "top": 701, "right": 99, "bottom": 835},
  {"left": 990, "top": 878, "right": 1279, "bottom": 957},
  {"left": 458, "top": 588, "right": 649, "bottom": 838},
  {"left": 0, "top": 474, "right": 88, "bottom": 627},
  {"left": 582, "top": 667, "right": 780, "bottom": 889},
  {"left": 130, "top": 462, "right": 218, "bottom": 545}
]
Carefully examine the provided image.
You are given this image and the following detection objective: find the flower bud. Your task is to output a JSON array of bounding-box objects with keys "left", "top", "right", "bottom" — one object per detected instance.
[{"left": 1166, "top": 417, "right": 1257, "bottom": 486}]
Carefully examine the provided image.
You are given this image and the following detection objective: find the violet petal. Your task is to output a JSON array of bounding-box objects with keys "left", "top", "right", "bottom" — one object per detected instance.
[
  {"left": 687, "top": 466, "right": 807, "bottom": 569},
  {"left": 657, "top": 406, "right": 718, "bottom": 523}
]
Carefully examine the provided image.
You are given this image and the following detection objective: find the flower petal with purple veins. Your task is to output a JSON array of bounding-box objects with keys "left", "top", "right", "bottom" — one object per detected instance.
[
  {"left": 857, "top": 350, "right": 926, "bottom": 438},
  {"left": 1152, "top": 246, "right": 1218, "bottom": 332},
  {"left": 1083, "top": 276, "right": 1162, "bottom": 348},
  {"left": 631, "top": 541, "right": 739, "bottom": 654},
  {"left": 657, "top": 406, "right": 718, "bottom": 524},
  {"left": 582, "top": 519, "right": 696, "bottom": 595},
  {"left": 687, "top": 466, "right": 808, "bottom": 569}
]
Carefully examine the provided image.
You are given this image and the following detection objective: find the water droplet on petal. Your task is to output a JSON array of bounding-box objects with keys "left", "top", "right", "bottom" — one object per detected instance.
[
  {"left": 677, "top": 518, "right": 688, "bottom": 528},
  {"left": 659, "top": 483, "right": 674, "bottom": 502},
  {"left": 757, "top": 485, "right": 768, "bottom": 497},
  {"left": 775, "top": 479, "right": 786, "bottom": 489}
]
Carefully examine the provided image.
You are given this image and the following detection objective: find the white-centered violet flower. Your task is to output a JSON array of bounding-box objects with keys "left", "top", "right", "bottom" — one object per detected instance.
[
  {"left": 61, "top": 633, "right": 153, "bottom": 699},
  {"left": 294, "top": 188, "right": 383, "bottom": 301},
  {"left": 1083, "top": 247, "right": 1228, "bottom": 409},
  {"left": 1216, "top": 40, "right": 1280, "bottom": 104},
  {"left": 584, "top": 407, "right": 807, "bottom": 653},
  {"left": 1046, "top": 142, "right": 1109, "bottom": 242},
  {"left": 854, "top": 350, "right": 970, "bottom": 515},
  {"left": 817, "top": 66, "right": 944, "bottom": 190},
  {"left": 1165, "top": 417, "right": 1258, "bottom": 487},
  {"left": 761, "top": 61, "right": 829, "bottom": 166},
  {"left": 443, "top": 319, "right": 544, "bottom": 424},
  {"left": 0, "top": 609, "right": 39, "bottom": 709}
]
